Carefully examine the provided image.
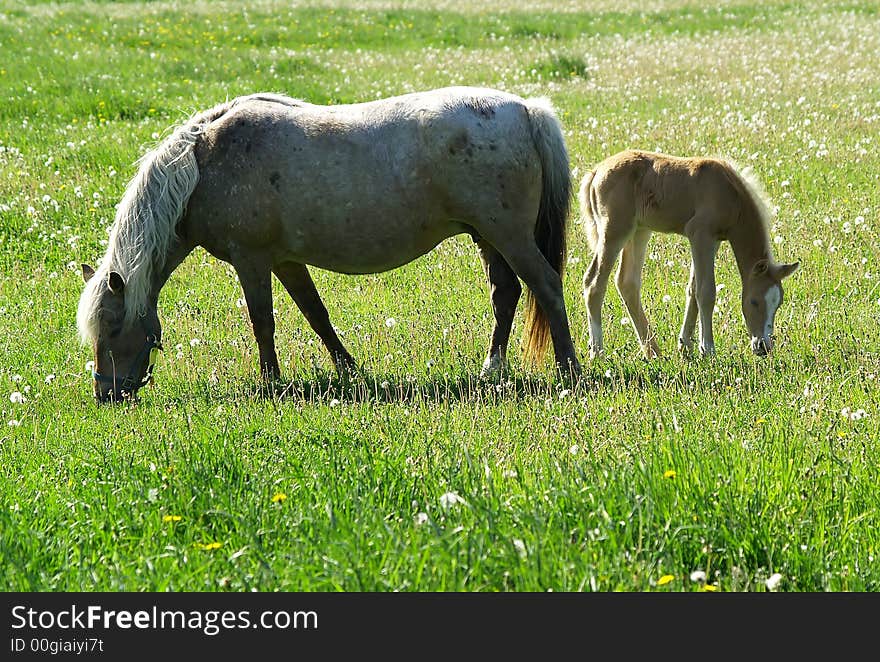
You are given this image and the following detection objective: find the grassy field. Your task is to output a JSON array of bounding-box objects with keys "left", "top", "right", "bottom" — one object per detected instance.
[{"left": 1, "top": 0, "right": 878, "bottom": 592}]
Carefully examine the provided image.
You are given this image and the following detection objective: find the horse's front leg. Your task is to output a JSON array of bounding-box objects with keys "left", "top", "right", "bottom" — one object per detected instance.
[
  {"left": 273, "top": 261, "right": 357, "bottom": 377},
  {"left": 476, "top": 240, "right": 521, "bottom": 379},
  {"left": 686, "top": 233, "right": 719, "bottom": 357},
  {"left": 233, "top": 262, "right": 281, "bottom": 380}
]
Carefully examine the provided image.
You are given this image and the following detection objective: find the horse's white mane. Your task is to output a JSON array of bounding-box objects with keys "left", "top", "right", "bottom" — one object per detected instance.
[{"left": 77, "top": 93, "right": 300, "bottom": 344}]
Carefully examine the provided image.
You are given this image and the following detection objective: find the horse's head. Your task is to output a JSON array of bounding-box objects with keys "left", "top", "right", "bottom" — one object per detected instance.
[
  {"left": 741, "top": 258, "right": 799, "bottom": 356},
  {"left": 80, "top": 264, "right": 162, "bottom": 403}
]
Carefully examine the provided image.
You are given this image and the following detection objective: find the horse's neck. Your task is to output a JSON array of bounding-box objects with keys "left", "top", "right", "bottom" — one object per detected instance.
[
  {"left": 148, "top": 240, "right": 194, "bottom": 304},
  {"left": 728, "top": 209, "right": 772, "bottom": 281}
]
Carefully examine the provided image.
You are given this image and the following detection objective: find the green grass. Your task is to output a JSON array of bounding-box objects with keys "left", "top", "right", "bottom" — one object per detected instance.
[{"left": 1, "top": 0, "right": 879, "bottom": 592}]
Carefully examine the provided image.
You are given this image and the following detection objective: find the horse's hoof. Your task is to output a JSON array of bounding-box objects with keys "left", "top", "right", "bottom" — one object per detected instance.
[
  {"left": 480, "top": 355, "right": 508, "bottom": 381},
  {"left": 557, "top": 358, "right": 582, "bottom": 381},
  {"left": 642, "top": 345, "right": 661, "bottom": 360}
]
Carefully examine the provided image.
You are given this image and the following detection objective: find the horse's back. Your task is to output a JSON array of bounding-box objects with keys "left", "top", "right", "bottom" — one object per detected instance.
[{"left": 184, "top": 87, "right": 543, "bottom": 273}]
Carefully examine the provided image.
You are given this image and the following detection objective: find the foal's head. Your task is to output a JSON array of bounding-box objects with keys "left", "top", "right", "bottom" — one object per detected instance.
[
  {"left": 741, "top": 258, "right": 799, "bottom": 356},
  {"left": 79, "top": 265, "right": 162, "bottom": 403}
]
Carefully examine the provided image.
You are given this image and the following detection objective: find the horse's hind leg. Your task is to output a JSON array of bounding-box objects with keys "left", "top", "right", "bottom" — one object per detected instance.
[
  {"left": 615, "top": 229, "right": 661, "bottom": 359},
  {"left": 486, "top": 234, "right": 580, "bottom": 375},
  {"left": 233, "top": 262, "right": 281, "bottom": 380},
  {"left": 273, "top": 262, "right": 356, "bottom": 376},
  {"left": 476, "top": 239, "right": 522, "bottom": 378}
]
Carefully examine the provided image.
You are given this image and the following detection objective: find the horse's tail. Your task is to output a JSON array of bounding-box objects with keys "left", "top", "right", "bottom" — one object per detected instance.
[
  {"left": 578, "top": 169, "right": 599, "bottom": 252},
  {"left": 521, "top": 97, "right": 572, "bottom": 365}
]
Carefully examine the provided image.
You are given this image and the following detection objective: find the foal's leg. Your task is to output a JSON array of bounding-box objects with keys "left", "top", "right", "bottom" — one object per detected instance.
[
  {"left": 615, "top": 229, "right": 661, "bottom": 359},
  {"left": 476, "top": 239, "right": 522, "bottom": 378},
  {"left": 678, "top": 261, "right": 699, "bottom": 357},
  {"left": 489, "top": 236, "right": 581, "bottom": 376},
  {"left": 233, "top": 263, "right": 281, "bottom": 379},
  {"left": 678, "top": 241, "right": 719, "bottom": 356},
  {"left": 272, "top": 262, "right": 357, "bottom": 376},
  {"left": 685, "top": 230, "right": 719, "bottom": 356},
  {"left": 583, "top": 233, "right": 629, "bottom": 359}
]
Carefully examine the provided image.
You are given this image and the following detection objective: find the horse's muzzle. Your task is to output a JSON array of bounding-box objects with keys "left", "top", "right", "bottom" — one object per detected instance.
[{"left": 751, "top": 336, "right": 773, "bottom": 356}]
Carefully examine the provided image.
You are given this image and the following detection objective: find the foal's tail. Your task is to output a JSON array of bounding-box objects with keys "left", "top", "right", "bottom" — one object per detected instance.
[
  {"left": 578, "top": 169, "right": 599, "bottom": 252},
  {"left": 521, "top": 97, "right": 572, "bottom": 365}
]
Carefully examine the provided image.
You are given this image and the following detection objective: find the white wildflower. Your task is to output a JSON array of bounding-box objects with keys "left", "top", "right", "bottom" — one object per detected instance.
[
  {"left": 765, "top": 573, "right": 783, "bottom": 592},
  {"left": 439, "top": 491, "right": 466, "bottom": 510}
]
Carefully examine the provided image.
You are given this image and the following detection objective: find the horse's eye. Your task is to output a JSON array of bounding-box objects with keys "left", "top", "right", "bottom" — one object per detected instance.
[{"left": 750, "top": 299, "right": 758, "bottom": 307}]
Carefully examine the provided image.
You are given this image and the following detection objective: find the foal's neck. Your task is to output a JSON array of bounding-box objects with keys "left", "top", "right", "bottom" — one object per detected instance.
[{"left": 727, "top": 207, "right": 772, "bottom": 283}]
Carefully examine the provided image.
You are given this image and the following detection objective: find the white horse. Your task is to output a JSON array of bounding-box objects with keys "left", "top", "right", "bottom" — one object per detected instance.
[
  {"left": 580, "top": 149, "right": 799, "bottom": 359},
  {"left": 77, "top": 87, "right": 581, "bottom": 402}
]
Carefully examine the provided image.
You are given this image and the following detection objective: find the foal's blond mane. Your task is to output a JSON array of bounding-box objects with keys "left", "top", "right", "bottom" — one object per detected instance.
[
  {"left": 717, "top": 158, "right": 774, "bottom": 257},
  {"left": 76, "top": 93, "right": 302, "bottom": 344}
]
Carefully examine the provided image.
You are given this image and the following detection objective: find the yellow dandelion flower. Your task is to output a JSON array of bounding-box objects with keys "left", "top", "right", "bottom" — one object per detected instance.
[
  {"left": 196, "top": 542, "right": 222, "bottom": 551},
  {"left": 162, "top": 515, "right": 182, "bottom": 523},
  {"left": 756, "top": 417, "right": 767, "bottom": 424},
  {"left": 663, "top": 470, "right": 676, "bottom": 479},
  {"left": 657, "top": 574, "right": 675, "bottom": 586},
  {"left": 702, "top": 584, "right": 718, "bottom": 592},
  {"left": 271, "top": 492, "right": 287, "bottom": 503}
]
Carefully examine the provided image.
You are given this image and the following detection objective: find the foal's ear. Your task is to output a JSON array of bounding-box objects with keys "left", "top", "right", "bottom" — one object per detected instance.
[
  {"left": 752, "top": 258, "right": 770, "bottom": 276},
  {"left": 81, "top": 264, "right": 95, "bottom": 283},
  {"left": 107, "top": 271, "right": 125, "bottom": 295},
  {"left": 776, "top": 261, "right": 800, "bottom": 280}
]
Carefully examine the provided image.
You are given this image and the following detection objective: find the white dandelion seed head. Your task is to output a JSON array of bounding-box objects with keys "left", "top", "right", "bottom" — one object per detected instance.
[
  {"left": 765, "top": 573, "right": 783, "bottom": 591},
  {"left": 385, "top": 317, "right": 397, "bottom": 328},
  {"left": 9, "top": 391, "right": 25, "bottom": 404},
  {"left": 414, "top": 512, "right": 429, "bottom": 526},
  {"left": 439, "top": 491, "right": 466, "bottom": 509},
  {"left": 690, "top": 570, "right": 707, "bottom": 584}
]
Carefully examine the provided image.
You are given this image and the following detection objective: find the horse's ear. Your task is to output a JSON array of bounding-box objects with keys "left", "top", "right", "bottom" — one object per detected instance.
[
  {"left": 776, "top": 261, "right": 800, "bottom": 280},
  {"left": 107, "top": 271, "right": 125, "bottom": 295},
  {"left": 752, "top": 258, "right": 769, "bottom": 276},
  {"left": 81, "top": 264, "right": 95, "bottom": 283}
]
